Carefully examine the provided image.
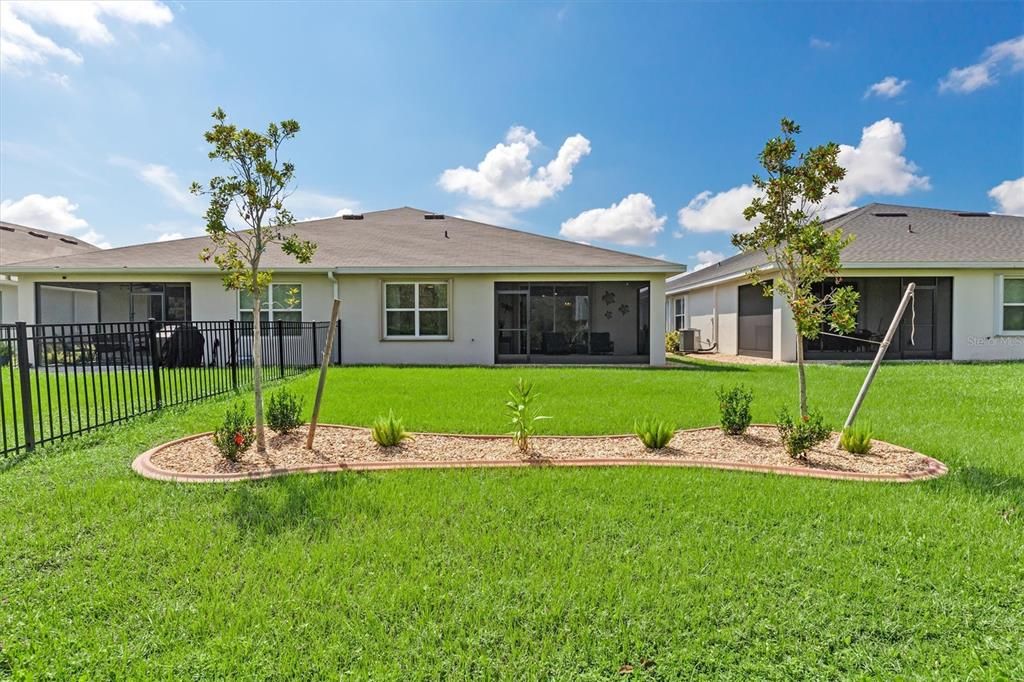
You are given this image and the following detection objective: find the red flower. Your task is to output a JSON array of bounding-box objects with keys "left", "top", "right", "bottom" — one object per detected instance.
[{"left": 234, "top": 432, "right": 245, "bottom": 446}]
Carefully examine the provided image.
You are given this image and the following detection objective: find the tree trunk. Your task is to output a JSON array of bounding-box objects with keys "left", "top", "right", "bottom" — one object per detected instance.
[
  {"left": 251, "top": 289, "right": 267, "bottom": 454},
  {"left": 795, "top": 333, "right": 808, "bottom": 418}
]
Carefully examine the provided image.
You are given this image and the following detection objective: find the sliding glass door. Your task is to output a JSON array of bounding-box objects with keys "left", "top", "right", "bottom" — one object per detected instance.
[
  {"left": 495, "top": 282, "right": 649, "bottom": 363},
  {"left": 528, "top": 284, "right": 590, "bottom": 355},
  {"left": 496, "top": 289, "right": 529, "bottom": 360}
]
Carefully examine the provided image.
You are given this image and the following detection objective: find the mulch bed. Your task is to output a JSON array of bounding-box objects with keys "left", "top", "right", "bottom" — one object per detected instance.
[{"left": 136, "top": 424, "right": 947, "bottom": 483}]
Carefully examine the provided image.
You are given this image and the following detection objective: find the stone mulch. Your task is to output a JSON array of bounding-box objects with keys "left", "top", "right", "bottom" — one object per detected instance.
[{"left": 136, "top": 424, "right": 946, "bottom": 483}]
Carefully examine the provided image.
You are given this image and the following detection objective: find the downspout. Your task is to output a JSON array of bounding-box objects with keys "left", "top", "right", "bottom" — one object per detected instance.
[{"left": 326, "top": 271, "right": 338, "bottom": 300}]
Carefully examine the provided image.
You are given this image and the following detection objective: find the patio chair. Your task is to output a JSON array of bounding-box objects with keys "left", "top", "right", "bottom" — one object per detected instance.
[
  {"left": 91, "top": 333, "right": 129, "bottom": 365},
  {"left": 590, "top": 332, "right": 615, "bottom": 354},
  {"left": 541, "top": 332, "right": 571, "bottom": 354}
]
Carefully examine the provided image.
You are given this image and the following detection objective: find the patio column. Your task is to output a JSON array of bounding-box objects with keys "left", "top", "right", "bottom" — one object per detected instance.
[
  {"left": 16, "top": 276, "right": 37, "bottom": 324},
  {"left": 648, "top": 277, "right": 666, "bottom": 366}
]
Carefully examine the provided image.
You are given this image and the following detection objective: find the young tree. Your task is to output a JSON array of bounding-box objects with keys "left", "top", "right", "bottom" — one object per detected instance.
[
  {"left": 732, "top": 118, "right": 859, "bottom": 417},
  {"left": 191, "top": 108, "right": 316, "bottom": 453}
]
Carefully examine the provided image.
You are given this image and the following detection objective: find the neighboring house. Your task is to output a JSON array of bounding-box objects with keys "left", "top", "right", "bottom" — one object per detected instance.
[
  {"left": 665, "top": 204, "right": 1024, "bottom": 362},
  {"left": 0, "top": 221, "right": 101, "bottom": 324},
  {"left": 1, "top": 207, "right": 683, "bottom": 366}
]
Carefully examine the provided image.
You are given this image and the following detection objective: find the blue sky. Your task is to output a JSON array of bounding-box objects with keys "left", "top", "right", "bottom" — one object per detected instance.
[{"left": 1, "top": 1, "right": 1021, "bottom": 270}]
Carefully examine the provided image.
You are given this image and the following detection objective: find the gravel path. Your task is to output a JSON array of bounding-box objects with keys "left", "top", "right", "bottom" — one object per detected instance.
[{"left": 150, "top": 425, "right": 935, "bottom": 478}]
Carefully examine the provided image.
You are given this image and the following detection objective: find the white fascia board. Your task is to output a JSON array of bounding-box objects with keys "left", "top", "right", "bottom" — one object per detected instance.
[
  {"left": 1, "top": 264, "right": 683, "bottom": 276},
  {"left": 666, "top": 264, "right": 775, "bottom": 294},
  {"left": 332, "top": 266, "right": 683, "bottom": 275}
]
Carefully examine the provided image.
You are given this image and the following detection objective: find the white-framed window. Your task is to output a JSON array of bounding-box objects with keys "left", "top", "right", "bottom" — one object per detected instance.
[
  {"left": 382, "top": 281, "right": 451, "bottom": 339},
  {"left": 998, "top": 275, "right": 1024, "bottom": 334},
  {"left": 239, "top": 283, "right": 303, "bottom": 336},
  {"left": 672, "top": 296, "right": 685, "bottom": 331}
]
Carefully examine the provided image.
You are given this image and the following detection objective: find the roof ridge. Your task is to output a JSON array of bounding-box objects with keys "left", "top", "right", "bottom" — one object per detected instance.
[
  {"left": 0, "top": 220, "right": 101, "bottom": 249},
  {"left": 439, "top": 212, "right": 681, "bottom": 268}
]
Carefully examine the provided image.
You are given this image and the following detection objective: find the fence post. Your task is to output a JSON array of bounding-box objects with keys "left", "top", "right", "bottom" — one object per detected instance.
[
  {"left": 15, "top": 322, "right": 35, "bottom": 451},
  {"left": 147, "top": 318, "right": 163, "bottom": 409},
  {"left": 277, "top": 318, "right": 285, "bottom": 377},
  {"left": 312, "top": 323, "right": 319, "bottom": 369},
  {"left": 335, "top": 318, "right": 342, "bottom": 365},
  {"left": 228, "top": 319, "right": 238, "bottom": 390}
]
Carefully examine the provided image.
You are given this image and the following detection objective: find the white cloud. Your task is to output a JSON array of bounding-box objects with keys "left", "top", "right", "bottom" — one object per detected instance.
[
  {"left": 112, "top": 157, "right": 359, "bottom": 224},
  {"left": 439, "top": 126, "right": 591, "bottom": 211},
  {"left": 0, "top": 1, "right": 172, "bottom": 80},
  {"left": 677, "top": 185, "right": 760, "bottom": 234},
  {"left": 0, "top": 193, "right": 111, "bottom": 248},
  {"left": 141, "top": 219, "right": 204, "bottom": 243},
  {"left": 988, "top": 177, "right": 1024, "bottom": 215},
  {"left": 809, "top": 37, "right": 835, "bottom": 50},
  {"left": 140, "top": 163, "right": 203, "bottom": 214},
  {"left": 939, "top": 35, "right": 1024, "bottom": 94},
  {"left": 0, "top": 3, "right": 83, "bottom": 71},
  {"left": 288, "top": 190, "right": 360, "bottom": 221},
  {"left": 692, "top": 249, "right": 726, "bottom": 271},
  {"left": 560, "top": 193, "right": 666, "bottom": 246},
  {"left": 453, "top": 204, "right": 519, "bottom": 226},
  {"left": 109, "top": 156, "right": 204, "bottom": 214},
  {"left": 865, "top": 76, "right": 909, "bottom": 99},
  {"left": 677, "top": 118, "right": 930, "bottom": 233}
]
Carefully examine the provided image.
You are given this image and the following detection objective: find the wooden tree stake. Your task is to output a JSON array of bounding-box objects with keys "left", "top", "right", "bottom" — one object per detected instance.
[
  {"left": 306, "top": 299, "right": 341, "bottom": 449},
  {"left": 842, "top": 282, "right": 916, "bottom": 433}
]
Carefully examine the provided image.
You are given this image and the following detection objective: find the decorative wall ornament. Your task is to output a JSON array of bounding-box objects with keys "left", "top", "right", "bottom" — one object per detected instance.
[
  {"left": 601, "top": 290, "right": 616, "bottom": 305},
  {"left": 604, "top": 310, "right": 614, "bottom": 320},
  {"left": 618, "top": 303, "right": 630, "bottom": 316}
]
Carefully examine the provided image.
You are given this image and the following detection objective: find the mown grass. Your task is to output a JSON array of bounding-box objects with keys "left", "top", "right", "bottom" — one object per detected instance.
[{"left": 1, "top": 361, "right": 1022, "bottom": 679}]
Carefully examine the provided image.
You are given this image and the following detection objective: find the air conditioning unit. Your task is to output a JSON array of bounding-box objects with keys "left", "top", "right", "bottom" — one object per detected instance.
[{"left": 680, "top": 328, "right": 700, "bottom": 353}]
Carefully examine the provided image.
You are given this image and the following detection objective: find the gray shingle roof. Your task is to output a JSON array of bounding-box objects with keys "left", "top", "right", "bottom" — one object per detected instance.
[
  {"left": 0, "top": 221, "right": 100, "bottom": 266},
  {"left": 2, "top": 207, "right": 681, "bottom": 273},
  {"left": 667, "top": 203, "right": 1024, "bottom": 293}
]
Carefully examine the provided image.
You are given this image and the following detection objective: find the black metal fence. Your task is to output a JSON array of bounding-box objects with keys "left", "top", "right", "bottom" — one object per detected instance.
[{"left": 0, "top": 318, "right": 340, "bottom": 458}]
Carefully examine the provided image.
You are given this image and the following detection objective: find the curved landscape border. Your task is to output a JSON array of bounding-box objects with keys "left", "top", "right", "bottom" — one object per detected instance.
[{"left": 132, "top": 425, "right": 948, "bottom": 484}]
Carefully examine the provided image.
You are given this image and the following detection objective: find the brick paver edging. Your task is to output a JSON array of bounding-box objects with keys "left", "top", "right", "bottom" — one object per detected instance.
[{"left": 132, "top": 425, "right": 948, "bottom": 485}]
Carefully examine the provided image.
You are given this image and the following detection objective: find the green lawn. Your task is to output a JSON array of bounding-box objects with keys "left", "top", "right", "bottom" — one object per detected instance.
[{"left": 2, "top": 361, "right": 1022, "bottom": 679}]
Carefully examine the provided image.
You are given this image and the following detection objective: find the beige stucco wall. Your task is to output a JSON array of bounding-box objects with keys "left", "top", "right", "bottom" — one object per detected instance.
[
  {"left": 680, "top": 282, "right": 740, "bottom": 354},
  {"left": 337, "top": 273, "right": 666, "bottom": 365},
  {"left": 681, "top": 267, "right": 1024, "bottom": 363},
  {"left": 12, "top": 270, "right": 670, "bottom": 366},
  {"left": 0, "top": 280, "right": 17, "bottom": 323}
]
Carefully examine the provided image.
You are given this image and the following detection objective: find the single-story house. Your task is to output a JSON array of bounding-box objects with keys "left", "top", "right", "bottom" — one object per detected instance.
[
  {"left": 0, "top": 221, "right": 101, "bottom": 323},
  {"left": 1, "top": 207, "right": 683, "bottom": 366},
  {"left": 665, "top": 203, "right": 1024, "bottom": 362}
]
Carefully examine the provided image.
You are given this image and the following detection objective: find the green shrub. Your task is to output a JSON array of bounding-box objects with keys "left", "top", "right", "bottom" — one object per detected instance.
[
  {"left": 839, "top": 424, "right": 873, "bottom": 455},
  {"left": 634, "top": 417, "right": 675, "bottom": 450},
  {"left": 716, "top": 385, "right": 753, "bottom": 435},
  {"left": 665, "top": 330, "right": 681, "bottom": 353},
  {"left": 213, "top": 402, "right": 256, "bottom": 461},
  {"left": 506, "top": 378, "right": 550, "bottom": 454},
  {"left": 371, "top": 410, "right": 410, "bottom": 448},
  {"left": 777, "top": 407, "right": 831, "bottom": 459},
  {"left": 266, "top": 387, "right": 304, "bottom": 434}
]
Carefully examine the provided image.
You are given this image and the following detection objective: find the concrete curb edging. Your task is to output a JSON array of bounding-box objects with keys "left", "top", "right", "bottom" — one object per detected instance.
[{"left": 132, "top": 425, "right": 948, "bottom": 485}]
